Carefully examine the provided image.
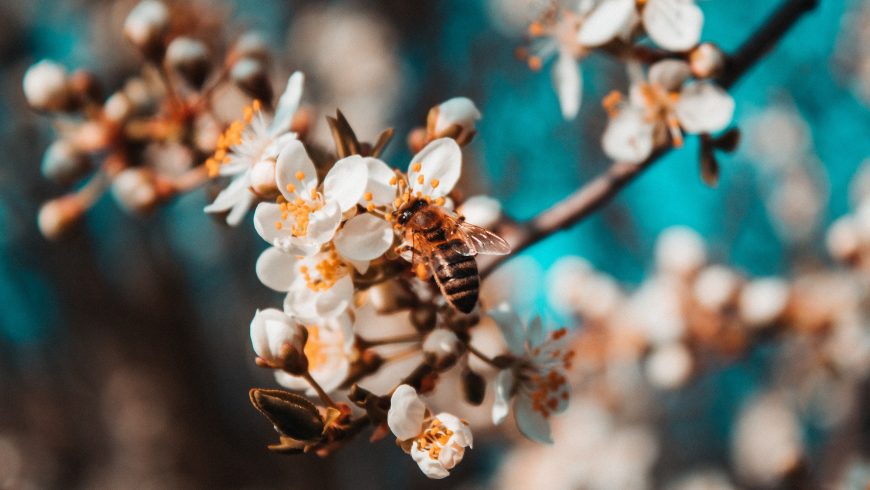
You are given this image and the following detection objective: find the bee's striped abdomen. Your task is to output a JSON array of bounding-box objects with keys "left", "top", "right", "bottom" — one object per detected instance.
[{"left": 432, "top": 239, "right": 479, "bottom": 313}]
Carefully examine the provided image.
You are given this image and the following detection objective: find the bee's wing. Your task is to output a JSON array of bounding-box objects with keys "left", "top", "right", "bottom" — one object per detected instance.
[{"left": 455, "top": 221, "right": 511, "bottom": 256}]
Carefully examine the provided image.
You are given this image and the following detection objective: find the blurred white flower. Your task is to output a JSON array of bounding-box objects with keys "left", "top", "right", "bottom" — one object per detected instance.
[
  {"left": 387, "top": 385, "right": 473, "bottom": 479},
  {"left": 732, "top": 393, "right": 804, "bottom": 487},
  {"left": 458, "top": 195, "right": 502, "bottom": 229},
  {"left": 738, "top": 278, "right": 789, "bottom": 328},
  {"left": 23, "top": 60, "right": 70, "bottom": 111},
  {"left": 274, "top": 313, "right": 354, "bottom": 395},
  {"left": 693, "top": 265, "right": 741, "bottom": 311},
  {"left": 645, "top": 342, "right": 693, "bottom": 390},
  {"left": 205, "top": 72, "right": 305, "bottom": 226},
  {"left": 428, "top": 97, "right": 481, "bottom": 142},
  {"left": 254, "top": 140, "right": 367, "bottom": 255},
  {"left": 655, "top": 226, "right": 707, "bottom": 278},
  {"left": 488, "top": 304, "right": 573, "bottom": 443},
  {"left": 641, "top": 0, "right": 704, "bottom": 52},
  {"left": 250, "top": 308, "right": 307, "bottom": 364}
]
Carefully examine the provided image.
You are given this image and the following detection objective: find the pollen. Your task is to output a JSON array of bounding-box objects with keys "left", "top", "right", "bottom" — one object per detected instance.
[
  {"left": 411, "top": 162, "right": 422, "bottom": 172},
  {"left": 434, "top": 197, "right": 446, "bottom": 207},
  {"left": 366, "top": 203, "right": 376, "bottom": 212},
  {"left": 203, "top": 100, "right": 262, "bottom": 177},
  {"left": 364, "top": 192, "right": 373, "bottom": 201},
  {"left": 416, "top": 174, "right": 425, "bottom": 185},
  {"left": 286, "top": 183, "right": 296, "bottom": 194},
  {"left": 299, "top": 248, "right": 346, "bottom": 292},
  {"left": 295, "top": 171, "right": 305, "bottom": 181},
  {"left": 275, "top": 194, "right": 325, "bottom": 238},
  {"left": 389, "top": 175, "right": 398, "bottom": 186},
  {"left": 415, "top": 418, "right": 455, "bottom": 462},
  {"left": 415, "top": 262, "right": 428, "bottom": 280},
  {"left": 302, "top": 325, "right": 328, "bottom": 370},
  {"left": 528, "top": 55, "right": 542, "bottom": 72},
  {"left": 430, "top": 178, "right": 440, "bottom": 189}
]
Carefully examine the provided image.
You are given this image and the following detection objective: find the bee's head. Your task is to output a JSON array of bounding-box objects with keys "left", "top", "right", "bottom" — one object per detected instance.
[{"left": 395, "top": 199, "right": 428, "bottom": 225}]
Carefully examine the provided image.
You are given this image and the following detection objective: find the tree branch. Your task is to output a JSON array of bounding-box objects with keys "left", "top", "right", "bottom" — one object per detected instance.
[{"left": 479, "top": 0, "right": 818, "bottom": 279}]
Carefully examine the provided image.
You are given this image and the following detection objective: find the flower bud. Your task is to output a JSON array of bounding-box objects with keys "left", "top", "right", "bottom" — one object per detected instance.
[
  {"left": 232, "top": 32, "right": 270, "bottom": 63},
  {"left": 249, "top": 388, "right": 324, "bottom": 441},
  {"left": 165, "top": 37, "right": 211, "bottom": 88},
  {"left": 41, "top": 139, "right": 90, "bottom": 183},
  {"left": 422, "top": 329, "right": 465, "bottom": 370},
  {"left": 655, "top": 226, "right": 707, "bottom": 278},
  {"left": 458, "top": 195, "right": 501, "bottom": 229},
  {"left": 693, "top": 265, "right": 741, "bottom": 311},
  {"left": 111, "top": 168, "right": 159, "bottom": 214},
  {"left": 231, "top": 57, "right": 273, "bottom": 103},
  {"left": 250, "top": 159, "right": 278, "bottom": 196},
  {"left": 427, "top": 97, "right": 481, "bottom": 145},
  {"left": 739, "top": 278, "right": 790, "bottom": 328},
  {"left": 22, "top": 60, "right": 70, "bottom": 112},
  {"left": 38, "top": 195, "right": 84, "bottom": 240},
  {"left": 250, "top": 309, "right": 309, "bottom": 374},
  {"left": 645, "top": 342, "right": 693, "bottom": 390},
  {"left": 407, "top": 127, "right": 428, "bottom": 154},
  {"left": 103, "top": 92, "right": 133, "bottom": 123},
  {"left": 123, "top": 0, "right": 170, "bottom": 60},
  {"left": 690, "top": 43, "right": 725, "bottom": 79}
]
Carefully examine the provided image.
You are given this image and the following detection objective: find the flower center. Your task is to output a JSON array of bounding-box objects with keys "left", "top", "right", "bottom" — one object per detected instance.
[
  {"left": 205, "top": 99, "right": 262, "bottom": 177},
  {"left": 416, "top": 418, "right": 455, "bottom": 461},
  {"left": 298, "top": 248, "right": 346, "bottom": 292},
  {"left": 303, "top": 325, "right": 328, "bottom": 370}
]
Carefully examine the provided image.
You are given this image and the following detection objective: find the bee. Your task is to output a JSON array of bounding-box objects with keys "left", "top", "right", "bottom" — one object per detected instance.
[{"left": 396, "top": 198, "right": 511, "bottom": 313}]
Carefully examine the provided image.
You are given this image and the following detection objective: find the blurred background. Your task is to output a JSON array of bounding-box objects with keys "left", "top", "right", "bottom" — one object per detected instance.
[{"left": 2, "top": 0, "right": 870, "bottom": 488}]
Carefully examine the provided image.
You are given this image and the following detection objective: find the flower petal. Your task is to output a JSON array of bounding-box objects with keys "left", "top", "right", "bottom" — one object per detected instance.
[
  {"left": 253, "top": 202, "right": 285, "bottom": 244},
  {"left": 255, "top": 247, "right": 296, "bottom": 292},
  {"left": 527, "top": 316, "right": 547, "bottom": 348},
  {"left": 514, "top": 394, "right": 553, "bottom": 444},
  {"left": 323, "top": 155, "right": 368, "bottom": 212},
  {"left": 553, "top": 50, "right": 581, "bottom": 120},
  {"left": 276, "top": 139, "right": 318, "bottom": 201},
  {"left": 250, "top": 308, "right": 302, "bottom": 361},
  {"left": 492, "top": 369, "right": 516, "bottom": 425},
  {"left": 488, "top": 303, "right": 526, "bottom": 355},
  {"left": 305, "top": 200, "right": 342, "bottom": 246},
  {"left": 388, "top": 384, "right": 427, "bottom": 441},
  {"left": 408, "top": 138, "right": 462, "bottom": 199},
  {"left": 577, "top": 0, "right": 637, "bottom": 47},
  {"left": 434, "top": 97, "right": 482, "bottom": 134},
  {"left": 647, "top": 59, "right": 692, "bottom": 92},
  {"left": 411, "top": 442, "right": 450, "bottom": 479},
  {"left": 643, "top": 0, "right": 704, "bottom": 52},
  {"left": 602, "top": 106, "right": 656, "bottom": 163},
  {"left": 204, "top": 172, "right": 249, "bottom": 213},
  {"left": 270, "top": 71, "right": 304, "bottom": 136},
  {"left": 274, "top": 370, "right": 307, "bottom": 390},
  {"left": 360, "top": 158, "right": 397, "bottom": 206},
  {"left": 334, "top": 214, "right": 394, "bottom": 261},
  {"left": 314, "top": 275, "right": 354, "bottom": 319},
  {"left": 675, "top": 81, "right": 735, "bottom": 134}
]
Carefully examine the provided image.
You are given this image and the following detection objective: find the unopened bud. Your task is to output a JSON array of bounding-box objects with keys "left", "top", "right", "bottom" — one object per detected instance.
[
  {"left": 250, "top": 159, "right": 278, "bottom": 196},
  {"left": 739, "top": 278, "right": 790, "bottom": 328},
  {"left": 458, "top": 195, "right": 501, "bottom": 229},
  {"left": 656, "top": 226, "right": 707, "bottom": 278},
  {"left": 231, "top": 57, "right": 273, "bottom": 103},
  {"left": 689, "top": 43, "right": 725, "bottom": 79},
  {"left": 23, "top": 60, "right": 70, "bottom": 112},
  {"left": 422, "top": 328, "right": 465, "bottom": 370},
  {"left": 232, "top": 32, "right": 270, "bottom": 63},
  {"left": 123, "top": 0, "right": 170, "bottom": 60},
  {"left": 104, "top": 92, "right": 133, "bottom": 122},
  {"left": 250, "top": 309, "right": 309, "bottom": 374},
  {"left": 38, "top": 196, "right": 84, "bottom": 239},
  {"left": 410, "top": 304, "right": 437, "bottom": 332},
  {"left": 427, "top": 97, "right": 481, "bottom": 145},
  {"left": 249, "top": 388, "right": 324, "bottom": 441},
  {"left": 111, "top": 168, "right": 159, "bottom": 214},
  {"left": 407, "top": 127, "right": 427, "bottom": 154},
  {"left": 165, "top": 37, "right": 211, "bottom": 88},
  {"left": 461, "top": 367, "right": 486, "bottom": 406},
  {"left": 41, "top": 139, "right": 90, "bottom": 183}
]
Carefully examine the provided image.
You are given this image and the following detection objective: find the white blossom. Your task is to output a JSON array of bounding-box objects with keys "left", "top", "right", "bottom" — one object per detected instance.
[
  {"left": 249, "top": 308, "right": 307, "bottom": 363},
  {"left": 273, "top": 313, "right": 354, "bottom": 395}
]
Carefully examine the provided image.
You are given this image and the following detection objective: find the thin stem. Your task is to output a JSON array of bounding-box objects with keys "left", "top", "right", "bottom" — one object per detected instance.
[
  {"left": 467, "top": 344, "right": 501, "bottom": 368},
  {"left": 479, "top": 0, "right": 817, "bottom": 279},
  {"left": 357, "top": 333, "right": 422, "bottom": 348},
  {"left": 302, "top": 371, "right": 338, "bottom": 409}
]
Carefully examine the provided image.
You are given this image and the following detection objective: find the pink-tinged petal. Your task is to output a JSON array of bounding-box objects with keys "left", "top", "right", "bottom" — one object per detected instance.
[
  {"left": 388, "top": 385, "right": 427, "bottom": 441},
  {"left": 270, "top": 71, "right": 304, "bottom": 136},
  {"left": 675, "top": 81, "right": 735, "bottom": 134},
  {"left": 408, "top": 138, "right": 462, "bottom": 199},
  {"left": 253, "top": 202, "right": 285, "bottom": 244},
  {"left": 648, "top": 59, "right": 692, "bottom": 91},
  {"left": 553, "top": 50, "right": 581, "bottom": 120},
  {"left": 643, "top": 0, "right": 704, "bottom": 52},
  {"left": 514, "top": 394, "right": 553, "bottom": 444},
  {"left": 276, "top": 139, "right": 318, "bottom": 201},
  {"left": 487, "top": 303, "right": 526, "bottom": 355},
  {"left": 577, "top": 0, "right": 637, "bottom": 47},
  {"left": 255, "top": 247, "right": 296, "bottom": 292},
  {"left": 602, "top": 107, "right": 656, "bottom": 163},
  {"left": 323, "top": 155, "right": 368, "bottom": 212},
  {"left": 492, "top": 369, "right": 516, "bottom": 425},
  {"left": 334, "top": 214, "right": 394, "bottom": 261},
  {"left": 360, "top": 158, "right": 397, "bottom": 206}
]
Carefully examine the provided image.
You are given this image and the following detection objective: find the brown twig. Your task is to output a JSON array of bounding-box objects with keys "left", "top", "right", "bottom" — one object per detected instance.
[{"left": 479, "top": 0, "right": 818, "bottom": 279}]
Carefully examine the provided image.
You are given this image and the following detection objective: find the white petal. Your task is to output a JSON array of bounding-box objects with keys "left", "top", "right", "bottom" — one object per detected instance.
[
  {"left": 514, "top": 394, "right": 553, "bottom": 444},
  {"left": 388, "top": 385, "right": 427, "bottom": 441},
  {"left": 577, "top": 0, "right": 637, "bottom": 47},
  {"left": 434, "top": 97, "right": 482, "bottom": 134},
  {"left": 436, "top": 412, "right": 473, "bottom": 448},
  {"left": 253, "top": 202, "right": 284, "bottom": 244},
  {"left": 492, "top": 369, "right": 516, "bottom": 425},
  {"left": 255, "top": 247, "right": 296, "bottom": 292},
  {"left": 262, "top": 132, "right": 298, "bottom": 160},
  {"left": 675, "top": 81, "right": 735, "bottom": 134},
  {"left": 643, "top": 0, "right": 704, "bottom": 52},
  {"left": 225, "top": 192, "right": 256, "bottom": 226},
  {"left": 602, "top": 107, "right": 656, "bottom": 163},
  {"left": 274, "top": 370, "right": 307, "bottom": 390},
  {"left": 276, "top": 139, "right": 318, "bottom": 200},
  {"left": 360, "top": 158, "right": 397, "bottom": 206},
  {"left": 408, "top": 138, "right": 462, "bottom": 199},
  {"left": 411, "top": 442, "right": 450, "bottom": 479},
  {"left": 314, "top": 275, "right": 354, "bottom": 319},
  {"left": 304, "top": 200, "right": 342, "bottom": 246},
  {"left": 283, "top": 275, "right": 352, "bottom": 323},
  {"left": 250, "top": 308, "right": 300, "bottom": 360},
  {"left": 270, "top": 71, "right": 304, "bottom": 136},
  {"left": 458, "top": 195, "right": 501, "bottom": 228},
  {"left": 648, "top": 59, "right": 692, "bottom": 91},
  {"left": 204, "top": 173, "right": 249, "bottom": 213},
  {"left": 487, "top": 303, "right": 526, "bottom": 355},
  {"left": 334, "top": 214, "right": 394, "bottom": 261},
  {"left": 553, "top": 50, "right": 581, "bottom": 120},
  {"left": 323, "top": 155, "right": 368, "bottom": 212}
]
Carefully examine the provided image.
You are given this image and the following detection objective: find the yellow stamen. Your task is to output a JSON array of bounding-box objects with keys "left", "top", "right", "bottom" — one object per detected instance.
[
  {"left": 411, "top": 162, "right": 422, "bottom": 172},
  {"left": 295, "top": 171, "right": 305, "bottom": 181},
  {"left": 364, "top": 192, "right": 373, "bottom": 201},
  {"left": 430, "top": 178, "right": 440, "bottom": 189}
]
